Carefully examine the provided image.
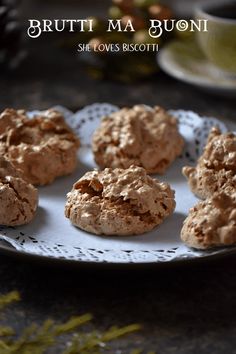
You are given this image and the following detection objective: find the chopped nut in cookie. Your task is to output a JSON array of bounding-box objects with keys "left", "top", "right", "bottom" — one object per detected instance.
[
  {"left": 181, "top": 192, "right": 236, "bottom": 249},
  {"left": 65, "top": 165, "right": 176, "bottom": 236},
  {"left": 0, "top": 108, "right": 80, "bottom": 186},
  {"left": 92, "top": 105, "right": 184, "bottom": 174},
  {"left": 0, "top": 156, "right": 38, "bottom": 226},
  {"left": 183, "top": 127, "right": 236, "bottom": 199}
]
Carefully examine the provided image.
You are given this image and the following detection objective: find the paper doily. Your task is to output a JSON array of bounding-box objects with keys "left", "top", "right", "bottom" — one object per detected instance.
[{"left": 0, "top": 104, "right": 235, "bottom": 264}]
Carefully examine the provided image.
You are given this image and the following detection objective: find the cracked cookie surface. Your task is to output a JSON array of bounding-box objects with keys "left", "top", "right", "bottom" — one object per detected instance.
[
  {"left": 65, "top": 165, "right": 176, "bottom": 236},
  {"left": 181, "top": 192, "right": 236, "bottom": 249},
  {"left": 92, "top": 105, "right": 184, "bottom": 174},
  {"left": 0, "top": 157, "right": 38, "bottom": 226},
  {"left": 183, "top": 127, "right": 236, "bottom": 199},
  {"left": 0, "top": 108, "right": 80, "bottom": 186}
]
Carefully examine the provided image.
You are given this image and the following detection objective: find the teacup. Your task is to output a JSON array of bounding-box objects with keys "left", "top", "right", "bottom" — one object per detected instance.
[{"left": 195, "top": 2, "right": 236, "bottom": 74}]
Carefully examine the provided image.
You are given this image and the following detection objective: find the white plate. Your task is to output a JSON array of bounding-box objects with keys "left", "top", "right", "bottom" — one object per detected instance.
[
  {"left": 158, "top": 39, "right": 236, "bottom": 96},
  {"left": 0, "top": 104, "right": 235, "bottom": 266}
]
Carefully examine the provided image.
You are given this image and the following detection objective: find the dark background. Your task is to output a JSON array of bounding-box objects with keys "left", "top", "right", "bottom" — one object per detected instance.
[
  {"left": 1, "top": 253, "right": 236, "bottom": 353},
  {"left": 1, "top": 1, "right": 236, "bottom": 353}
]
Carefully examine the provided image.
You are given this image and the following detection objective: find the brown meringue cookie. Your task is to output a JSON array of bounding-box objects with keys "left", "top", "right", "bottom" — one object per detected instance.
[
  {"left": 0, "top": 108, "right": 80, "bottom": 186},
  {"left": 0, "top": 155, "right": 21, "bottom": 179},
  {"left": 0, "top": 157, "right": 38, "bottom": 226},
  {"left": 65, "top": 165, "right": 176, "bottom": 236},
  {"left": 183, "top": 127, "right": 236, "bottom": 199},
  {"left": 181, "top": 192, "right": 236, "bottom": 250},
  {"left": 92, "top": 105, "right": 184, "bottom": 174}
]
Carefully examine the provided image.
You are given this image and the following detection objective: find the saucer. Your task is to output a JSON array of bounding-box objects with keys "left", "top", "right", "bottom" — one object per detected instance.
[{"left": 158, "top": 39, "right": 236, "bottom": 95}]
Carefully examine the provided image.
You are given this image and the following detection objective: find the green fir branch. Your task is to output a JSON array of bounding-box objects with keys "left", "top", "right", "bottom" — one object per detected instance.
[
  {"left": 0, "top": 292, "right": 20, "bottom": 311},
  {"left": 0, "top": 291, "right": 153, "bottom": 354}
]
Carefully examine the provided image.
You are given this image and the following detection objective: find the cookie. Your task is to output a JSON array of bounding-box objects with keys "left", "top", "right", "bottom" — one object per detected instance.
[
  {"left": 0, "top": 157, "right": 38, "bottom": 226},
  {"left": 65, "top": 165, "right": 176, "bottom": 236},
  {"left": 0, "top": 108, "right": 80, "bottom": 185},
  {"left": 0, "top": 154, "right": 21, "bottom": 178},
  {"left": 183, "top": 127, "right": 236, "bottom": 199},
  {"left": 181, "top": 192, "right": 236, "bottom": 249},
  {"left": 92, "top": 105, "right": 184, "bottom": 174}
]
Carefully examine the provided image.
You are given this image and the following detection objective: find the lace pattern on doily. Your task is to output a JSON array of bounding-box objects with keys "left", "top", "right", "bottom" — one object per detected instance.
[{"left": 0, "top": 104, "right": 234, "bottom": 264}]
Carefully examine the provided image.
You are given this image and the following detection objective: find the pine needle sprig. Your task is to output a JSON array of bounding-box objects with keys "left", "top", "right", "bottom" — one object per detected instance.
[
  {"left": 0, "top": 292, "right": 151, "bottom": 354},
  {"left": 0, "top": 315, "right": 93, "bottom": 354},
  {"left": 64, "top": 324, "right": 141, "bottom": 354},
  {"left": 0, "top": 292, "right": 20, "bottom": 311}
]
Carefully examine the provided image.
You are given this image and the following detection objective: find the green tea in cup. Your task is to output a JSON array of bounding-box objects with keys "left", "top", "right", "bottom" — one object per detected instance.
[{"left": 195, "top": 2, "right": 236, "bottom": 74}]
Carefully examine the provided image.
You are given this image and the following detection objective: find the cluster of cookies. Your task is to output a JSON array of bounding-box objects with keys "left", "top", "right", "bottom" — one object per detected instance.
[
  {"left": 181, "top": 127, "right": 236, "bottom": 249},
  {"left": 65, "top": 105, "right": 184, "bottom": 236},
  {"left": 67, "top": 106, "right": 236, "bottom": 251},
  {"left": 1, "top": 105, "right": 235, "bottom": 253},
  {"left": 0, "top": 105, "right": 181, "bottom": 236},
  {"left": 0, "top": 108, "right": 79, "bottom": 226}
]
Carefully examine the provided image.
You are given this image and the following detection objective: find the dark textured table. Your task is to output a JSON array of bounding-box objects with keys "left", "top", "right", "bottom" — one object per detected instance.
[{"left": 1, "top": 35, "right": 236, "bottom": 354}]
